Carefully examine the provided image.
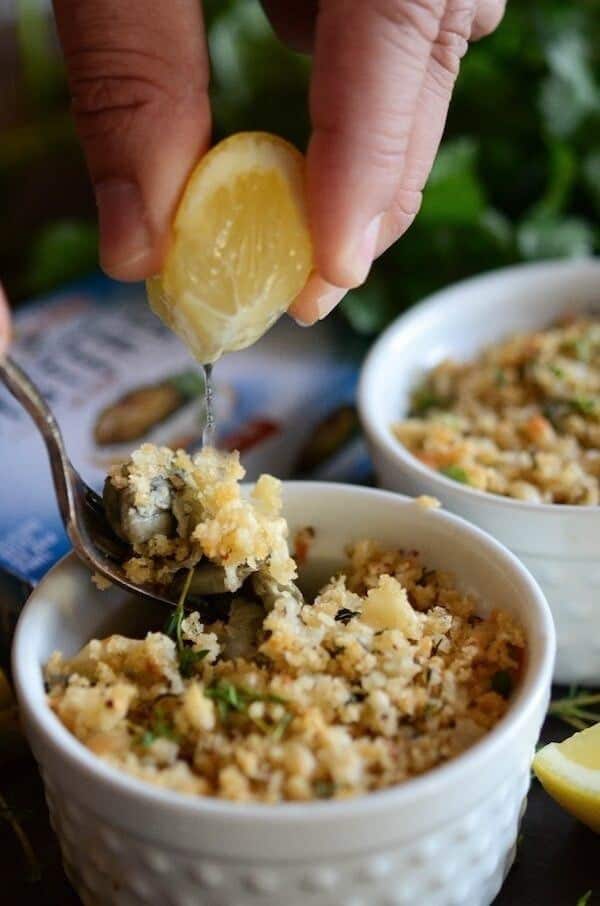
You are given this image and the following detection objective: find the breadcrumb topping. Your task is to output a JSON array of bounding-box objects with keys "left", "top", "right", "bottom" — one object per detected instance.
[
  {"left": 394, "top": 317, "right": 600, "bottom": 504},
  {"left": 46, "top": 447, "right": 525, "bottom": 803}
]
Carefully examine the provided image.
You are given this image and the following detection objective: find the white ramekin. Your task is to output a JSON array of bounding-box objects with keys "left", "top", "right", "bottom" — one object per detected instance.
[
  {"left": 13, "top": 482, "right": 554, "bottom": 906},
  {"left": 358, "top": 259, "right": 600, "bottom": 685}
]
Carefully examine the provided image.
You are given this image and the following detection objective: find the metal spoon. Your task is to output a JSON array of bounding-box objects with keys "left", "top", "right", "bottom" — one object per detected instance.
[{"left": 0, "top": 355, "right": 225, "bottom": 607}]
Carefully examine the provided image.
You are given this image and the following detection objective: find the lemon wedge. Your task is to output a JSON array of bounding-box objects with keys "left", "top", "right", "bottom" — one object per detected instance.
[
  {"left": 147, "top": 131, "right": 313, "bottom": 364},
  {"left": 533, "top": 722, "right": 600, "bottom": 832}
]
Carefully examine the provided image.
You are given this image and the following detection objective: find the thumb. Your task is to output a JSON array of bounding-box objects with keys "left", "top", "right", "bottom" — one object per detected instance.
[{"left": 53, "top": 0, "right": 211, "bottom": 281}]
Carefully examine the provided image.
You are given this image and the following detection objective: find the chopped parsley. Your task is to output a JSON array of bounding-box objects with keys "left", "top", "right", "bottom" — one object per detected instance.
[
  {"left": 411, "top": 387, "right": 447, "bottom": 416},
  {"left": 439, "top": 465, "right": 470, "bottom": 485},
  {"left": 571, "top": 338, "right": 592, "bottom": 362},
  {"left": 335, "top": 608, "right": 360, "bottom": 625},
  {"left": 491, "top": 670, "right": 513, "bottom": 698},
  {"left": 494, "top": 368, "right": 507, "bottom": 387},
  {"left": 314, "top": 780, "right": 335, "bottom": 799},
  {"left": 571, "top": 395, "right": 597, "bottom": 416},
  {"left": 549, "top": 364, "right": 565, "bottom": 379},
  {"left": 139, "top": 706, "right": 179, "bottom": 748}
]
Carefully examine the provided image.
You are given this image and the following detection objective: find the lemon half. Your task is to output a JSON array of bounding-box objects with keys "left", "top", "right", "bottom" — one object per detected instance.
[
  {"left": 147, "top": 132, "right": 313, "bottom": 364},
  {"left": 533, "top": 722, "right": 600, "bottom": 832}
]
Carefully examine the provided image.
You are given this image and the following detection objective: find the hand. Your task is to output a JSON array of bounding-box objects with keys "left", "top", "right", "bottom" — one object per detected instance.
[
  {"left": 0, "top": 285, "right": 10, "bottom": 354},
  {"left": 283, "top": 0, "right": 506, "bottom": 323},
  {"left": 50, "top": 0, "right": 505, "bottom": 326}
]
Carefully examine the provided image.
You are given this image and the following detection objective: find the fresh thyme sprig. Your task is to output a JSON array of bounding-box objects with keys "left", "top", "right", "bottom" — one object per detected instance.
[
  {"left": 164, "top": 568, "right": 209, "bottom": 677},
  {"left": 549, "top": 688, "right": 600, "bottom": 731},
  {"left": 204, "top": 680, "right": 291, "bottom": 737},
  {"left": 0, "top": 791, "right": 41, "bottom": 883},
  {"left": 138, "top": 705, "right": 180, "bottom": 748}
]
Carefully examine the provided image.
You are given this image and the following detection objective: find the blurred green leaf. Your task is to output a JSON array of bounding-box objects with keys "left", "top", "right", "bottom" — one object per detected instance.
[
  {"left": 340, "top": 276, "right": 398, "bottom": 336},
  {"left": 530, "top": 143, "right": 577, "bottom": 218},
  {"left": 26, "top": 220, "right": 98, "bottom": 294},
  {"left": 538, "top": 30, "right": 600, "bottom": 137},
  {"left": 4, "top": 0, "right": 600, "bottom": 313},
  {"left": 208, "top": 0, "right": 310, "bottom": 143},
  {"left": 16, "top": 0, "right": 65, "bottom": 108},
  {"left": 420, "top": 139, "right": 486, "bottom": 226},
  {"left": 583, "top": 151, "right": 600, "bottom": 213},
  {"left": 516, "top": 216, "right": 597, "bottom": 260}
]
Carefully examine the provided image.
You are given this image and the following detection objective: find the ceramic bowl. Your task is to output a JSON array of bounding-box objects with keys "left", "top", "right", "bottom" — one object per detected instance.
[
  {"left": 358, "top": 258, "right": 600, "bottom": 684},
  {"left": 13, "top": 482, "right": 554, "bottom": 906}
]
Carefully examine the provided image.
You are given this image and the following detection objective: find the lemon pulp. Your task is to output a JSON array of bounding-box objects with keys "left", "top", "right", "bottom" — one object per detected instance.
[
  {"left": 533, "top": 722, "right": 600, "bottom": 833},
  {"left": 147, "top": 132, "right": 313, "bottom": 364}
]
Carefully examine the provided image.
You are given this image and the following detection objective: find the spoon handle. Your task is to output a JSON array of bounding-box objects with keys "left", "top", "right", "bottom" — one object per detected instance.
[{"left": 0, "top": 355, "right": 75, "bottom": 528}]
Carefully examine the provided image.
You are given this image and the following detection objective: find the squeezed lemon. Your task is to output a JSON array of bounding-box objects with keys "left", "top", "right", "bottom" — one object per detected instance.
[
  {"left": 147, "top": 132, "right": 313, "bottom": 364},
  {"left": 533, "top": 722, "right": 600, "bottom": 833}
]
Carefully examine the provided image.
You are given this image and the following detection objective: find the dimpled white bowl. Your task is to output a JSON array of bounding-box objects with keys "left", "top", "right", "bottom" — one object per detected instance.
[
  {"left": 359, "top": 259, "right": 600, "bottom": 685},
  {"left": 13, "top": 482, "right": 554, "bottom": 906}
]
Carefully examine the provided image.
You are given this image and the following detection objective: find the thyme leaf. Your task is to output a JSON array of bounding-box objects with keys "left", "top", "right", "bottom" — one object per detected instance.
[
  {"left": 164, "top": 568, "right": 207, "bottom": 677},
  {"left": 138, "top": 706, "right": 179, "bottom": 748},
  {"left": 411, "top": 387, "right": 447, "bottom": 416},
  {"left": 549, "top": 689, "right": 600, "bottom": 730},
  {"left": 204, "top": 680, "right": 290, "bottom": 735},
  {"left": 178, "top": 647, "right": 209, "bottom": 679},
  {"left": 572, "top": 396, "right": 597, "bottom": 417},
  {"left": 0, "top": 791, "right": 41, "bottom": 883}
]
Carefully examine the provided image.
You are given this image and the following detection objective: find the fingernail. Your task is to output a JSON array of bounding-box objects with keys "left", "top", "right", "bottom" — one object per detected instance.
[
  {"left": 95, "top": 179, "right": 152, "bottom": 278},
  {"left": 345, "top": 214, "right": 382, "bottom": 286},
  {"left": 316, "top": 284, "right": 348, "bottom": 320},
  {"left": 289, "top": 272, "right": 347, "bottom": 325}
]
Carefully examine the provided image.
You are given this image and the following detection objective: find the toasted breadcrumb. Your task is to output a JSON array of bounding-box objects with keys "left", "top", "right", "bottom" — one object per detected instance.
[
  {"left": 46, "top": 447, "right": 525, "bottom": 803},
  {"left": 394, "top": 317, "right": 600, "bottom": 504}
]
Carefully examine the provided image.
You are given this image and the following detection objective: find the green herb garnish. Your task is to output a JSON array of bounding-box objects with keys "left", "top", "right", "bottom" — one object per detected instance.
[
  {"left": 0, "top": 791, "right": 41, "bottom": 882},
  {"left": 439, "top": 465, "right": 470, "bottom": 484},
  {"left": 178, "top": 647, "right": 209, "bottom": 679},
  {"left": 271, "top": 711, "right": 294, "bottom": 742},
  {"left": 335, "top": 608, "right": 360, "bottom": 625},
  {"left": 164, "top": 568, "right": 207, "bottom": 677},
  {"left": 411, "top": 387, "right": 447, "bottom": 416},
  {"left": 139, "top": 706, "right": 179, "bottom": 748},
  {"left": 571, "top": 396, "right": 597, "bottom": 416},
  {"left": 494, "top": 368, "right": 507, "bottom": 387},
  {"left": 571, "top": 338, "right": 592, "bottom": 362},
  {"left": 549, "top": 364, "right": 565, "bottom": 378},
  {"left": 577, "top": 892, "right": 592, "bottom": 906},
  {"left": 204, "top": 680, "right": 290, "bottom": 735},
  {"left": 491, "top": 670, "right": 513, "bottom": 698},
  {"left": 549, "top": 689, "right": 600, "bottom": 731},
  {"left": 314, "top": 780, "right": 335, "bottom": 799}
]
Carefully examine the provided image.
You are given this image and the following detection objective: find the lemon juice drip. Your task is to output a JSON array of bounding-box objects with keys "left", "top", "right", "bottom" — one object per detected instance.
[{"left": 202, "top": 363, "right": 216, "bottom": 447}]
